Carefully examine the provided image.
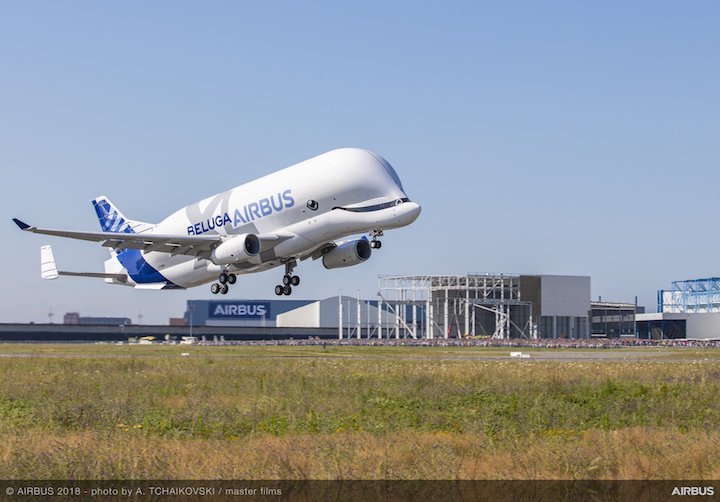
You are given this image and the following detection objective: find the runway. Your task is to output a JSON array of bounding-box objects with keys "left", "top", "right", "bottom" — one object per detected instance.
[{"left": 1, "top": 344, "right": 719, "bottom": 364}]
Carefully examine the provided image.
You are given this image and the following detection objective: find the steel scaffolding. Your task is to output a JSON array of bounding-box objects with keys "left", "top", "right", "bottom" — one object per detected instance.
[
  {"left": 659, "top": 277, "right": 720, "bottom": 313},
  {"left": 378, "top": 274, "right": 534, "bottom": 339}
]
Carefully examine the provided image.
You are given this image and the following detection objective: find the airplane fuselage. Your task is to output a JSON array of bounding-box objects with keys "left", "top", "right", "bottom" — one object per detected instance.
[{"left": 106, "top": 148, "right": 421, "bottom": 289}]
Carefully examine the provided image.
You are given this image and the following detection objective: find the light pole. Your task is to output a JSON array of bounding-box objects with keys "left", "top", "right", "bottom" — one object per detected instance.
[{"left": 188, "top": 303, "right": 194, "bottom": 339}]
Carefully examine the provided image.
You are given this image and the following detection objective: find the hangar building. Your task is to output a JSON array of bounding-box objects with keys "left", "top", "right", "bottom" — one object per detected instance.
[
  {"left": 184, "top": 297, "right": 397, "bottom": 337},
  {"left": 589, "top": 300, "right": 641, "bottom": 338},
  {"left": 276, "top": 296, "right": 399, "bottom": 338},
  {"left": 182, "top": 274, "right": 592, "bottom": 339},
  {"left": 378, "top": 274, "right": 591, "bottom": 339},
  {"left": 184, "top": 299, "right": 313, "bottom": 327},
  {"left": 635, "top": 277, "right": 720, "bottom": 340}
]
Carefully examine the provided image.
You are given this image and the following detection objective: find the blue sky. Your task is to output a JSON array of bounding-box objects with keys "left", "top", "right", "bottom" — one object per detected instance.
[{"left": 1, "top": 1, "right": 719, "bottom": 323}]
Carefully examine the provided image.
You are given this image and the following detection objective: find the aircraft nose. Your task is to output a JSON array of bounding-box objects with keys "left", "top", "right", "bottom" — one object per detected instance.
[
  {"left": 405, "top": 201, "right": 421, "bottom": 223},
  {"left": 394, "top": 200, "right": 421, "bottom": 227}
]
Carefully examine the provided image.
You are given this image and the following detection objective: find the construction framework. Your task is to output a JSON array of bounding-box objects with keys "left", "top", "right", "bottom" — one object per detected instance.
[
  {"left": 377, "top": 274, "right": 535, "bottom": 339},
  {"left": 659, "top": 277, "right": 720, "bottom": 313}
]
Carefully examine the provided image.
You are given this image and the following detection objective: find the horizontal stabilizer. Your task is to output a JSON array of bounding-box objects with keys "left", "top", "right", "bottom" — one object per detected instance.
[
  {"left": 58, "top": 271, "right": 128, "bottom": 281},
  {"left": 39, "top": 245, "right": 127, "bottom": 283}
]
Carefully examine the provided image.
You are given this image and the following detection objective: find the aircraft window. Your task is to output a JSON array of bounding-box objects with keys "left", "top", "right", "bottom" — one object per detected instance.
[
  {"left": 307, "top": 200, "right": 319, "bottom": 211},
  {"left": 333, "top": 198, "right": 409, "bottom": 212}
]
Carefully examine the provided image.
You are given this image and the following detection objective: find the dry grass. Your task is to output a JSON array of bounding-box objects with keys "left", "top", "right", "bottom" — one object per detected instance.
[
  {"left": 1, "top": 429, "right": 719, "bottom": 479},
  {"left": 0, "top": 344, "right": 719, "bottom": 479}
]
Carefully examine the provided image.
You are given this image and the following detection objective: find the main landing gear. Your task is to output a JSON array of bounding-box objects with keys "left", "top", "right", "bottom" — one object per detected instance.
[
  {"left": 210, "top": 270, "right": 237, "bottom": 295},
  {"left": 275, "top": 261, "right": 300, "bottom": 296},
  {"left": 370, "top": 229, "right": 384, "bottom": 249}
]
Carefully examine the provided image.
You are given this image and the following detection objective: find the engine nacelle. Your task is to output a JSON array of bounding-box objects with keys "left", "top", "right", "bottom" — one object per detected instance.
[
  {"left": 322, "top": 238, "right": 372, "bottom": 269},
  {"left": 211, "top": 234, "right": 261, "bottom": 265}
]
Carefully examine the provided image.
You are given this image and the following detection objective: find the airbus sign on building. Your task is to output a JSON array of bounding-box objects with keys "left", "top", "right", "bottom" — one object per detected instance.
[
  {"left": 209, "top": 302, "right": 271, "bottom": 319},
  {"left": 186, "top": 299, "right": 313, "bottom": 327}
]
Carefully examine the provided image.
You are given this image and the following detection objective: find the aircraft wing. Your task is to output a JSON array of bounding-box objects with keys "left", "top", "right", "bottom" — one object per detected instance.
[
  {"left": 14, "top": 218, "right": 222, "bottom": 258},
  {"left": 14, "top": 218, "right": 293, "bottom": 260}
]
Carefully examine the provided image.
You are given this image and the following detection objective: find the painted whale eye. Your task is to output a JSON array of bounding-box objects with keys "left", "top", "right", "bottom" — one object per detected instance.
[{"left": 307, "top": 200, "right": 319, "bottom": 211}]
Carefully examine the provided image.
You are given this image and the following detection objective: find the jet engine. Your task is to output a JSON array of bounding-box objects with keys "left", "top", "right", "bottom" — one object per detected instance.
[
  {"left": 322, "top": 238, "right": 372, "bottom": 269},
  {"left": 211, "top": 234, "right": 261, "bottom": 265}
]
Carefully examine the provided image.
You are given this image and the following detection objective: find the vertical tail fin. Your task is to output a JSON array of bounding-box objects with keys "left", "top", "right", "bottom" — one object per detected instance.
[{"left": 91, "top": 195, "right": 152, "bottom": 234}]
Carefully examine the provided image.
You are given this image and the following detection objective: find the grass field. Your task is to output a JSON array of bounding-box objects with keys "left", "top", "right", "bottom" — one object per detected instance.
[{"left": 0, "top": 343, "right": 719, "bottom": 479}]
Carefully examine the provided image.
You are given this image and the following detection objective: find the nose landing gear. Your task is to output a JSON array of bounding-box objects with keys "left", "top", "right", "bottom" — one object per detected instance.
[
  {"left": 370, "top": 229, "right": 384, "bottom": 249},
  {"left": 275, "top": 260, "right": 300, "bottom": 296}
]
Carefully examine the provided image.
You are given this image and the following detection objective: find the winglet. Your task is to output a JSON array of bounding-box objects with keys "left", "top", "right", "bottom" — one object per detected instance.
[
  {"left": 12, "top": 218, "right": 31, "bottom": 230},
  {"left": 40, "top": 245, "right": 60, "bottom": 280}
]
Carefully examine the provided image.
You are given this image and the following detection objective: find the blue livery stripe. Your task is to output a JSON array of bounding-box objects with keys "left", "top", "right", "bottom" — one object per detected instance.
[{"left": 115, "top": 249, "right": 169, "bottom": 284}]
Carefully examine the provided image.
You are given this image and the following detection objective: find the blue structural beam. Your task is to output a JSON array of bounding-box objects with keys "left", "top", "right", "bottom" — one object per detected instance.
[{"left": 661, "top": 277, "right": 720, "bottom": 313}]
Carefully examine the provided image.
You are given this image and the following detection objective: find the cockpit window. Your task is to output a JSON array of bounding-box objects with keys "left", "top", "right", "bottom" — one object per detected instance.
[{"left": 370, "top": 152, "right": 404, "bottom": 191}]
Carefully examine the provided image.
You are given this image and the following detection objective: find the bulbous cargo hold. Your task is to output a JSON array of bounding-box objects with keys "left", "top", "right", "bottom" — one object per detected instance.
[
  {"left": 322, "top": 238, "right": 372, "bottom": 269},
  {"left": 211, "top": 234, "right": 261, "bottom": 265}
]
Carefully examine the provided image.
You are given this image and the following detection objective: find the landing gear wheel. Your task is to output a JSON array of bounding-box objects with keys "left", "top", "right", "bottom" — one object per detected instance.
[
  {"left": 219, "top": 272, "right": 229, "bottom": 284},
  {"left": 279, "top": 259, "right": 299, "bottom": 295},
  {"left": 211, "top": 283, "right": 221, "bottom": 294},
  {"left": 371, "top": 240, "right": 382, "bottom": 249},
  {"left": 227, "top": 273, "right": 237, "bottom": 284},
  {"left": 220, "top": 284, "right": 229, "bottom": 294}
]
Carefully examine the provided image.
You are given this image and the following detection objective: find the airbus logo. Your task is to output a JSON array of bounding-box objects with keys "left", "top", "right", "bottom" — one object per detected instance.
[
  {"left": 209, "top": 302, "right": 270, "bottom": 318},
  {"left": 671, "top": 486, "right": 715, "bottom": 496},
  {"left": 188, "top": 189, "right": 295, "bottom": 235}
]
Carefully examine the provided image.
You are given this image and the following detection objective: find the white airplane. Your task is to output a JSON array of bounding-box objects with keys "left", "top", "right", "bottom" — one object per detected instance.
[{"left": 13, "top": 148, "right": 421, "bottom": 296}]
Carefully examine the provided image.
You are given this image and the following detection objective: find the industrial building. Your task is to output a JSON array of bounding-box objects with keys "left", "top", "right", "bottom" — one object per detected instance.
[
  {"left": 634, "top": 277, "right": 720, "bottom": 340},
  {"left": 658, "top": 278, "right": 720, "bottom": 313},
  {"left": 63, "top": 312, "right": 132, "bottom": 326},
  {"left": 589, "top": 300, "right": 641, "bottom": 338},
  {"left": 184, "top": 297, "right": 397, "bottom": 339},
  {"left": 10, "top": 274, "right": 720, "bottom": 343},
  {"left": 184, "top": 299, "right": 313, "bottom": 327},
  {"left": 277, "top": 296, "right": 399, "bottom": 339},
  {"left": 180, "top": 274, "right": 592, "bottom": 340},
  {"left": 377, "top": 274, "right": 591, "bottom": 339}
]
